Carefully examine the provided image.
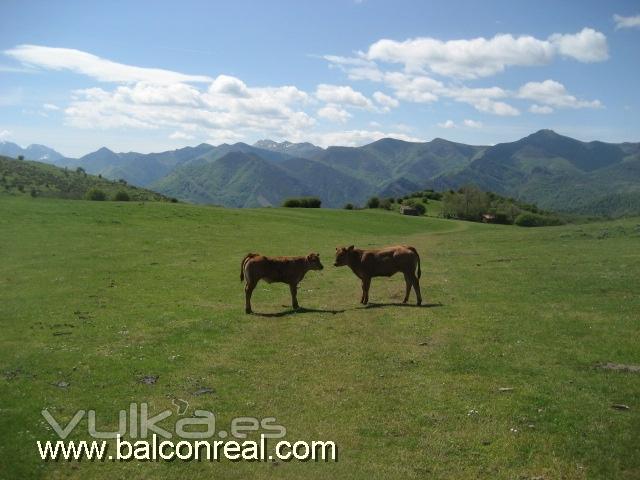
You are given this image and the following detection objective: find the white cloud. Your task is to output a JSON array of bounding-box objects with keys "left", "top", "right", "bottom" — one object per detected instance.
[
  {"left": 317, "top": 105, "right": 352, "bottom": 123},
  {"left": 364, "top": 28, "right": 607, "bottom": 79},
  {"left": 613, "top": 14, "right": 640, "bottom": 29},
  {"left": 315, "top": 84, "right": 373, "bottom": 109},
  {"left": 438, "top": 120, "right": 456, "bottom": 129},
  {"left": 529, "top": 104, "right": 554, "bottom": 114},
  {"left": 372, "top": 91, "right": 399, "bottom": 110},
  {"left": 518, "top": 79, "right": 602, "bottom": 109},
  {"left": 42, "top": 103, "right": 60, "bottom": 111},
  {"left": 383, "top": 72, "right": 441, "bottom": 103},
  {"left": 463, "top": 119, "right": 483, "bottom": 128},
  {"left": 169, "top": 131, "right": 195, "bottom": 140},
  {"left": 4, "top": 44, "right": 212, "bottom": 84},
  {"left": 65, "top": 76, "right": 315, "bottom": 141},
  {"left": 444, "top": 85, "right": 519, "bottom": 116},
  {"left": 548, "top": 28, "right": 608, "bottom": 62},
  {"left": 209, "top": 75, "right": 250, "bottom": 97},
  {"left": 307, "top": 129, "right": 422, "bottom": 148},
  {"left": 0, "top": 129, "right": 11, "bottom": 140}
]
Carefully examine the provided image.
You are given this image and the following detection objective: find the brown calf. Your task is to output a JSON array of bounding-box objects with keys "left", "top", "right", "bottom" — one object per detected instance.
[
  {"left": 334, "top": 245, "right": 422, "bottom": 305},
  {"left": 240, "top": 253, "right": 324, "bottom": 313}
]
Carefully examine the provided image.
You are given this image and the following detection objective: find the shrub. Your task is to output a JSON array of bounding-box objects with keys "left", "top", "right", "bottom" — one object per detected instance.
[
  {"left": 114, "top": 190, "right": 130, "bottom": 201},
  {"left": 170, "top": 197, "right": 178, "bottom": 203},
  {"left": 282, "top": 197, "right": 321, "bottom": 208},
  {"left": 379, "top": 198, "right": 394, "bottom": 210},
  {"left": 366, "top": 196, "right": 380, "bottom": 209},
  {"left": 514, "top": 212, "right": 563, "bottom": 227},
  {"left": 85, "top": 188, "right": 107, "bottom": 201},
  {"left": 283, "top": 198, "right": 301, "bottom": 207},
  {"left": 344, "top": 203, "right": 354, "bottom": 210}
]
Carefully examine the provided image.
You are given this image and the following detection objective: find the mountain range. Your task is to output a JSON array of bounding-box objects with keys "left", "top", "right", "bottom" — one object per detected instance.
[{"left": 2, "top": 132, "right": 639, "bottom": 215}]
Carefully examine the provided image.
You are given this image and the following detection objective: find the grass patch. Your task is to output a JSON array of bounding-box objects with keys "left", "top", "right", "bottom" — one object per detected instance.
[{"left": 1, "top": 196, "right": 639, "bottom": 479}]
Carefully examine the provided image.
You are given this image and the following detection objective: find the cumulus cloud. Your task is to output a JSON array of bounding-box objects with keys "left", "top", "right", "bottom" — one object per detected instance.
[
  {"left": 548, "top": 28, "right": 608, "bottom": 62},
  {"left": 529, "top": 104, "right": 554, "bottom": 114},
  {"left": 383, "top": 72, "right": 441, "bottom": 103},
  {"left": 0, "top": 129, "right": 11, "bottom": 140},
  {"left": 65, "top": 75, "right": 315, "bottom": 141},
  {"left": 315, "top": 84, "right": 374, "bottom": 109},
  {"left": 613, "top": 14, "right": 640, "bottom": 29},
  {"left": 317, "top": 105, "right": 352, "bottom": 123},
  {"left": 4, "top": 44, "right": 212, "bottom": 84},
  {"left": 42, "top": 103, "right": 60, "bottom": 110},
  {"left": 365, "top": 28, "right": 607, "bottom": 79},
  {"left": 443, "top": 85, "right": 519, "bottom": 116},
  {"left": 518, "top": 79, "right": 602, "bottom": 109},
  {"left": 438, "top": 120, "right": 456, "bottom": 129},
  {"left": 372, "top": 91, "right": 399, "bottom": 110}
]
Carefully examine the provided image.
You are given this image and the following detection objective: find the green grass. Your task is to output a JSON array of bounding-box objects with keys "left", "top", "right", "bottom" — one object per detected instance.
[{"left": 1, "top": 196, "right": 639, "bottom": 479}]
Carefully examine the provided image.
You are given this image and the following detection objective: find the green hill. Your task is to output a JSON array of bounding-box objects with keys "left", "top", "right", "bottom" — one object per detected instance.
[{"left": 0, "top": 155, "right": 171, "bottom": 201}]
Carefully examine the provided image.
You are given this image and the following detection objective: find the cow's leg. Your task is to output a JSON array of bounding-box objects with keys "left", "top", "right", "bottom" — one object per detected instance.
[
  {"left": 289, "top": 283, "right": 299, "bottom": 309},
  {"left": 402, "top": 272, "right": 412, "bottom": 304},
  {"left": 412, "top": 274, "right": 422, "bottom": 306},
  {"left": 245, "top": 280, "right": 256, "bottom": 314},
  {"left": 362, "top": 277, "right": 371, "bottom": 304}
]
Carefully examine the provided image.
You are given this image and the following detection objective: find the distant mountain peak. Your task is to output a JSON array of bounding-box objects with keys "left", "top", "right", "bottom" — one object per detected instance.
[{"left": 252, "top": 139, "right": 323, "bottom": 159}]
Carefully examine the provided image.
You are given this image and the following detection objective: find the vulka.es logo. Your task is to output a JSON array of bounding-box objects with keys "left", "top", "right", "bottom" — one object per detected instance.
[{"left": 42, "top": 403, "right": 286, "bottom": 440}]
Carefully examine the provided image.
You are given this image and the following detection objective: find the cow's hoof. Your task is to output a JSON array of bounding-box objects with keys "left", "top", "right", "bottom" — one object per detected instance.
[
  {"left": 245, "top": 308, "right": 252, "bottom": 314},
  {"left": 293, "top": 305, "right": 300, "bottom": 310},
  {"left": 416, "top": 301, "right": 422, "bottom": 306}
]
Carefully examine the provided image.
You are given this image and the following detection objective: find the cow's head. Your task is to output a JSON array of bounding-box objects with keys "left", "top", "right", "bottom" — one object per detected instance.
[
  {"left": 334, "top": 245, "right": 354, "bottom": 267},
  {"left": 306, "top": 253, "right": 324, "bottom": 270}
]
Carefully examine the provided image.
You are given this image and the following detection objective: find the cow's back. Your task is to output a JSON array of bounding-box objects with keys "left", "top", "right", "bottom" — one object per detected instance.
[{"left": 360, "top": 245, "right": 418, "bottom": 277}]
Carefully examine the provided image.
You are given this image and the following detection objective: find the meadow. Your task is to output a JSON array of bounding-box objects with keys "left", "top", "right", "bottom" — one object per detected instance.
[{"left": 1, "top": 196, "right": 639, "bottom": 479}]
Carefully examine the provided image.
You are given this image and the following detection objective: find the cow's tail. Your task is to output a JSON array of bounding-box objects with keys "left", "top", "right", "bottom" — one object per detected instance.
[
  {"left": 240, "top": 253, "right": 258, "bottom": 282},
  {"left": 408, "top": 246, "right": 421, "bottom": 279}
]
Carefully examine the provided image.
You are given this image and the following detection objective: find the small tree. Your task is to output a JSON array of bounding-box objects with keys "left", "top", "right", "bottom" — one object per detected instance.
[
  {"left": 17, "top": 155, "right": 24, "bottom": 161},
  {"left": 366, "top": 196, "right": 380, "bottom": 209},
  {"left": 85, "top": 188, "right": 107, "bottom": 201},
  {"left": 344, "top": 203, "right": 354, "bottom": 210},
  {"left": 114, "top": 190, "right": 130, "bottom": 201},
  {"left": 379, "top": 197, "right": 393, "bottom": 210}
]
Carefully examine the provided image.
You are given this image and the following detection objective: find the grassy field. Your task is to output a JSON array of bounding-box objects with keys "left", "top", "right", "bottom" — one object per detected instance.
[{"left": 1, "top": 196, "right": 639, "bottom": 479}]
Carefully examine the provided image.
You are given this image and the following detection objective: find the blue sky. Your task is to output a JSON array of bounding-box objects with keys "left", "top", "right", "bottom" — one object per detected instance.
[{"left": 0, "top": 0, "right": 639, "bottom": 157}]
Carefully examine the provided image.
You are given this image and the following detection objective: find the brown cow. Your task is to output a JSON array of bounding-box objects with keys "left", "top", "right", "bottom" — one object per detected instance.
[
  {"left": 240, "top": 253, "right": 324, "bottom": 313},
  {"left": 334, "top": 245, "right": 422, "bottom": 305}
]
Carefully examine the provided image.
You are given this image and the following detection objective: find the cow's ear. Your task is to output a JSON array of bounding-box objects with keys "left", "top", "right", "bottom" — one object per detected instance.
[
  {"left": 315, "top": 252, "right": 320, "bottom": 257},
  {"left": 347, "top": 245, "right": 354, "bottom": 251}
]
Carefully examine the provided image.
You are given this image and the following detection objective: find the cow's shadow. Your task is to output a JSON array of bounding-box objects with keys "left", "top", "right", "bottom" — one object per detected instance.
[
  {"left": 360, "top": 302, "right": 443, "bottom": 309},
  {"left": 253, "top": 307, "right": 346, "bottom": 318}
]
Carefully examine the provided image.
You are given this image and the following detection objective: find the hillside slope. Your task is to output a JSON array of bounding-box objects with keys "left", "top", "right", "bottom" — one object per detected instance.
[
  {"left": 429, "top": 130, "right": 640, "bottom": 215},
  {"left": 151, "top": 151, "right": 312, "bottom": 207},
  {"left": 0, "top": 155, "right": 171, "bottom": 201}
]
